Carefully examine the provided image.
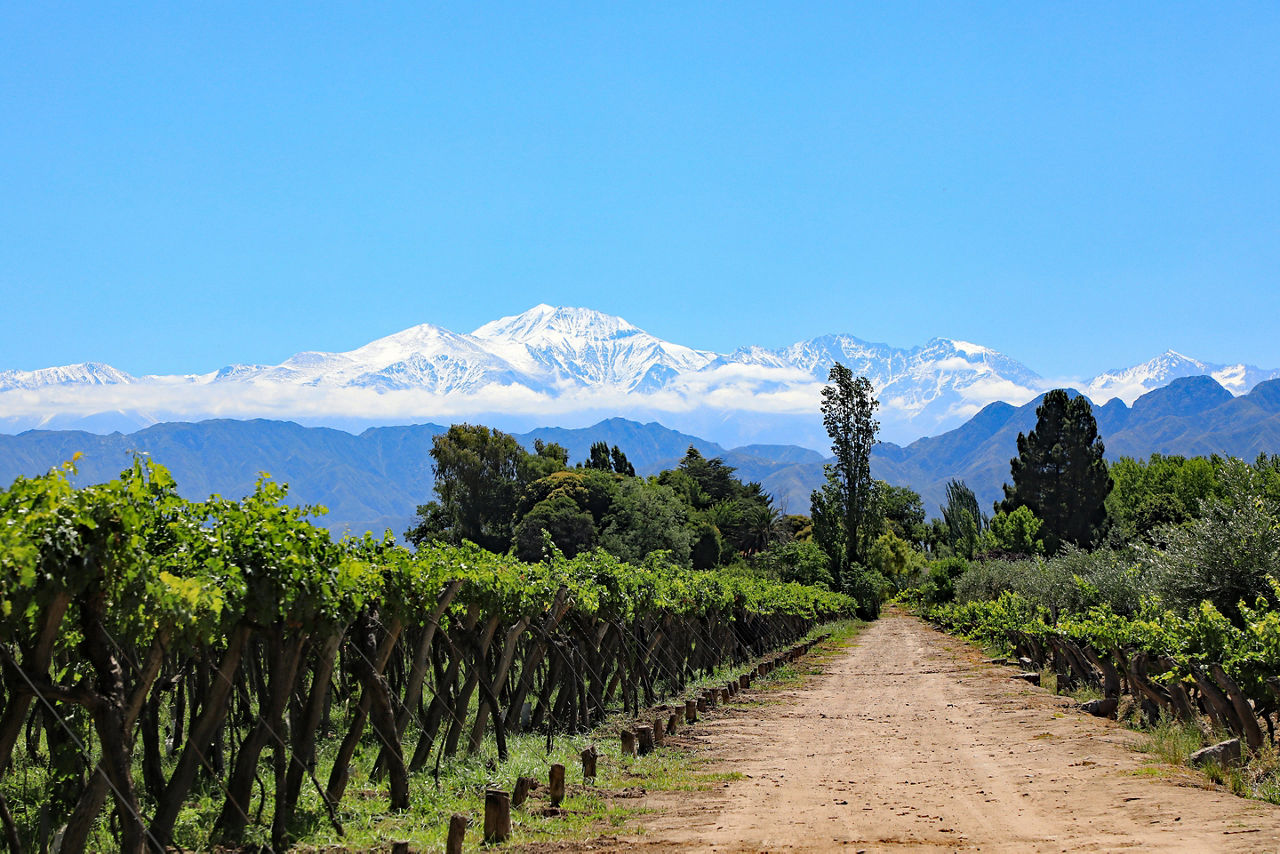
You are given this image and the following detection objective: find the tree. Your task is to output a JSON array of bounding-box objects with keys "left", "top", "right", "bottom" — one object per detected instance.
[
  {"left": 405, "top": 424, "right": 527, "bottom": 552},
  {"left": 1146, "top": 458, "right": 1280, "bottom": 624},
  {"left": 879, "top": 482, "right": 926, "bottom": 547},
  {"left": 999, "top": 389, "right": 1111, "bottom": 552},
  {"left": 867, "top": 531, "right": 927, "bottom": 593},
  {"left": 982, "top": 506, "right": 1044, "bottom": 556},
  {"left": 1104, "top": 453, "right": 1220, "bottom": 546},
  {"left": 610, "top": 445, "right": 636, "bottom": 477},
  {"left": 940, "top": 479, "right": 985, "bottom": 559},
  {"left": 598, "top": 479, "right": 693, "bottom": 565},
  {"left": 512, "top": 495, "right": 596, "bottom": 561},
  {"left": 584, "top": 441, "right": 636, "bottom": 476},
  {"left": 812, "top": 364, "right": 880, "bottom": 589},
  {"left": 586, "top": 441, "right": 613, "bottom": 471}
]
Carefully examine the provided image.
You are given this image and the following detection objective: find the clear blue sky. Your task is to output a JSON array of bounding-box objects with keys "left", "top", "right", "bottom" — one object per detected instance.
[{"left": 2, "top": 2, "right": 1277, "bottom": 378}]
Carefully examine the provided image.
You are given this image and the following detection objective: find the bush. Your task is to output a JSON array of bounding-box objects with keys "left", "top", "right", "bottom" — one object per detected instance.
[
  {"left": 754, "top": 540, "right": 835, "bottom": 590},
  {"left": 842, "top": 564, "right": 888, "bottom": 620},
  {"left": 1144, "top": 459, "right": 1280, "bottom": 624},
  {"left": 920, "top": 556, "right": 970, "bottom": 605},
  {"left": 953, "top": 548, "right": 1149, "bottom": 619}
]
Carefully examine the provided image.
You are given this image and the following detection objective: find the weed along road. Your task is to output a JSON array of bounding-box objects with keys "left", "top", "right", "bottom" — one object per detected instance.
[{"left": 584, "top": 611, "right": 1280, "bottom": 852}]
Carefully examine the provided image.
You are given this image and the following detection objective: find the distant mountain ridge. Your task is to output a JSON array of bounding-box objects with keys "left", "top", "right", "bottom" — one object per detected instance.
[
  {"left": 2, "top": 375, "right": 1278, "bottom": 540},
  {"left": 4, "top": 305, "right": 1276, "bottom": 446}
]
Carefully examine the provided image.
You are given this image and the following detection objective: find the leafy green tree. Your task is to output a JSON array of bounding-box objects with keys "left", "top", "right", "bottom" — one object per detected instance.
[
  {"left": 756, "top": 539, "right": 834, "bottom": 589},
  {"left": 521, "top": 439, "right": 570, "bottom": 482},
  {"left": 1146, "top": 458, "right": 1280, "bottom": 624},
  {"left": 512, "top": 494, "right": 596, "bottom": 561},
  {"left": 610, "top": 445, "right": 636, "bottom": 477},
  {"left": 584, "top": 441, "right": 636, "bottom": 476},
  {"left": 688, "top": 520, "right": 723, "bottom": 570},
  {"left": 941, "top": 479, "right": 986, "bottom": 559},
  {"left": 920, "top": 556, "right": 970, "bottom": 605},
  {"left": 598, "top": 478, "right": 694, "bottom": 566},
  {"left": 677, "top": 446, "right": 743, "bottom": 503},
  {"left": 812, "top": 363, "right": 880, "bottom": 608},
  {"left": 405, "top": 424, "right": 527, "bottom": 552},
  {"left": 867, "top": 531, "right": 928, "bottom": 593},
  {"left": 879, "top": 482, "right": 926, "bottom": 547},
  {"left": 1105, "top": 453, "right": 1220, "bottom": 545},
  {"left": 982, "top": 506, "right": 1044, "bottom": 556},
  {"left": 586, "top": 441, "right": 613, "bottom": 471},
  {"left": 999, "top": 389, "right": 1111, "bottom": 552},
  {"left": 515, "top": 468, "right": 618, "bottom": 528}
]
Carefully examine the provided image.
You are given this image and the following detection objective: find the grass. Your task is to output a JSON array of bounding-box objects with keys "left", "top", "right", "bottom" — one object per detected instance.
[{"left": 1135, "top": 715, "right": 1209, "bottom": 768}]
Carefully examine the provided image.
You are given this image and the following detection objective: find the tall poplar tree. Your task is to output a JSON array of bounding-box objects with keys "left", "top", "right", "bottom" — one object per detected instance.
[
  {"left": 812, "top": 363, "right": 880, "bottom": 610},
  {"left": 999, "top": 389, "right": 1111, "bottom": 552}
]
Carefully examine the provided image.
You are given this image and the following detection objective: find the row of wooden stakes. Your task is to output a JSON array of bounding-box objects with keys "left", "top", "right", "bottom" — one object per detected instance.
[{"left": 434, "top": 637, "right": 823, "bottom": 851}]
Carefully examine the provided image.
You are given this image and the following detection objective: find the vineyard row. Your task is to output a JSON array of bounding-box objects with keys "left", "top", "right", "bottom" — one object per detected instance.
[{"left": 0, "top": 459, "right": 853, "bottom": 852}]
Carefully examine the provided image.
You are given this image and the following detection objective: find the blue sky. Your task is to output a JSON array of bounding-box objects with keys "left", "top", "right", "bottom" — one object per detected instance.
[{"left": 2, "top": 3, "right": 1277, "bottom": 379}]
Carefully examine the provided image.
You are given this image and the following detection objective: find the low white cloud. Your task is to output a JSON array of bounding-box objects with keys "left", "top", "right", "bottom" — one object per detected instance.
[
  {"left": 931, "top": 356, "right": 985, "bottom": 373},
  {"left": 955, "top": 377, "right": 1041, "bottom": 407}
]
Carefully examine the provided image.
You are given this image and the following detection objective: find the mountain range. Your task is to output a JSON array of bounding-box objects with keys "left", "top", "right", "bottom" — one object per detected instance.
[
  {"left": 2, "top": 374, "right": 1277, "bottom": 540},
  {"left": 3, "top": 305, "right": 1276, "bottom": 447}
]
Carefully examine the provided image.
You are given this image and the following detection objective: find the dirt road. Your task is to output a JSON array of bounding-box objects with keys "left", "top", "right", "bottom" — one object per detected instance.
[{"left": 588, "top": 611, "right": 1280, "bottom": 852}]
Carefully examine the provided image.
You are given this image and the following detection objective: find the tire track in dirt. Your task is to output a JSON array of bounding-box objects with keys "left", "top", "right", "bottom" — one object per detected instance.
[{"left": 571, "top": 610, "right": 1280, "bottom": 852}]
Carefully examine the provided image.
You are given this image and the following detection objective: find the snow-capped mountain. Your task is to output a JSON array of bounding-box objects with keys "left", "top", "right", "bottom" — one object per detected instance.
[
  {"left": 0, "top": 362, "right": 134, "bottom": 392},
  {"left": 1086, "top": 350, "right": 1280, "bottom": 402},
  {"left": 471, "top": 305, "right": 717, "bottom": 391},
  {"left": 2, "top": 305, "right": 1276, "bottom": 446}
]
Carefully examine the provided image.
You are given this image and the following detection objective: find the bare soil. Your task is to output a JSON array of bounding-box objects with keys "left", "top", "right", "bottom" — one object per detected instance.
[{"left": 543, "top": 610, "right": 1280, "bottom": 852}]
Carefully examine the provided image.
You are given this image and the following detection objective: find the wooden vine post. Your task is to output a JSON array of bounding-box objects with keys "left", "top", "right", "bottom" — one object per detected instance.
[
  {"left": 580, "top": 745, "right": 598, "bottom": 782},
  {"left": 512, "top": 776, "right": 536, "bottom": 807},
  {"left": 447, "top": 813, "right": 468, "bottom": 854},
  {"left": 484, "top": 789, "right": 511, "bottom": 843},
  {"left": 636, "top": 725, "right": 655, "bottom": 756},
  {"left": 549, "top": 763, "right": 566, "bottom": 806}
]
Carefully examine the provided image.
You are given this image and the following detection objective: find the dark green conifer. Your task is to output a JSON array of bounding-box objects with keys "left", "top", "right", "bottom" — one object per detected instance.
[{"left": 999, "top": 389, "right": 1111, "bottom": 552}]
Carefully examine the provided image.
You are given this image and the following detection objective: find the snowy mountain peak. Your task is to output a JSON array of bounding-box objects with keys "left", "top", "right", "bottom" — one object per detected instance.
[
  {"left": 472, "top": 304, "right": 641, "bottom": 345},
  {"left": 1086, "top": 349, "right": 1280, "bottom": 403},
  {"left": 0, "top": 362, "right": 134, "bottom": 392}
]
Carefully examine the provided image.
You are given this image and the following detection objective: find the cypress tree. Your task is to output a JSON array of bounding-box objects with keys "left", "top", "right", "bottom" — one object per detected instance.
[{"left": 999, "top": 389, "right": 1111, "bottom": 552}]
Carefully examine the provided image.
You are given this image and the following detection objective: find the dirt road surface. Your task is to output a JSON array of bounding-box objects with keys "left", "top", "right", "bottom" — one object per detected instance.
[{"left": 569, "top": 611, "right": 1280, "bottom": 852}]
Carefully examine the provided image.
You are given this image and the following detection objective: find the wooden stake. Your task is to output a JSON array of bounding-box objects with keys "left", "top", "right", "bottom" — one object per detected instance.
[
  {"left": 512, "top": 775, "right": 536, "bottom": 807},
  {"left": 695, "top": 696, "right": 707, "bottom": 713},
  {"left": 684, "top": 700, "right": 697, "bottom": 723},
  {"left": 484, "top": 789, "right": 511, "bottom": 843},
  {"left": 549, "top": 763, "right": 566, "bottom": 806},
  {"left": 446, "top": 812, "right": 468, "bottom": 854},
  {"left": 580, "top": 745, "right": 597, "bottom": 782},
  {"left": 636, "top": 725, "right": 654, "bottom": 756},
  {"left": 620, "top": 729, "right": 636, "bottom": 756},
  {"left": 739, "top": 674, "right": 751, "bottom": 690},
  {"left": 392, "top": 843, "right": 409, "bottom": 854},
  {"left": 667, "top": 712, "right": 678, "bottom": 734},
  {"left": 719, "top": 688, "right": 729, "bottom": 704},
  {"left": 653, "top": 717, "right": 666, "bottom": 745}
]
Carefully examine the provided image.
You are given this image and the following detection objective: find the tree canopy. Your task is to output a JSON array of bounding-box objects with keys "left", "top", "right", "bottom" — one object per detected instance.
[{"left": 999, "top": 389, "right": 1111, "bottom": 553}]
